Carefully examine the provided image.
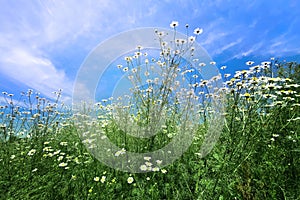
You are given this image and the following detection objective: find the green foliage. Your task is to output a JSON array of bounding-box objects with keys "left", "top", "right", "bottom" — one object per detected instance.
[
  {"left": 0, "top": 59, "right": 299, "bottom": 199},
  {"left": 0, "top": 21, "right": 299, "bottom": 199}
]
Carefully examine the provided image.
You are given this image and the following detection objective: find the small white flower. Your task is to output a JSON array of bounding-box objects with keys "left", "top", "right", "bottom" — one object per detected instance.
[
  {"left": 59, "top": 162, "right": 68, "bottom": 167},
  {"left": 221, "top": 65, "right": 227, "bottom": 70},
  {"left": 131, "top": 68, "right": 137, "bottom": 73},
  {"left": 193, "top": 28, "right": 203, "bottom": 35},
  {"left": 53, "top": 150, "right": 61, "bottom": 155},
  {"left": 246, "top": 61, "right": 254, "bottom": 65},
  {"left": 261, "top": 61, "right": 271, "bottom": 66},
  {"left": 170, "top": 21, "right": 179, "bottom": 28},
  {"left": 135, "top": 51, "right": 142, "bottom": 57},
  {"left": 57, "top": 156, "right": 64, "bottom": 161},
  {"left": 127, "top": 177, "right": 134, "bottom": 184},
  {"left": 188, "top": 36, "right": 196, "bottom": 42},
  {"left": 157, "top": 31, "right": 165, "bottom": 37},
  {"left": 94, "top": 177, "right": 100, "bottom": 182},
  {"left": 199, "top": 62, "right": 206, "bottom": 67},
  {"left": 60, "top": 142, "right": 68, "bottom": 146},
  {"left": 32, "top": 168, "right": 38, "bottom": 172},
  {"left": 144, "top": 71, "right": 150, "bottom": 76},
  {"left": 156, "top": 160, "right": 162, "bottom": 165},
  {"left": 101, "top": 176, "right": 106, "bottom": 183},
  {"left": 144, "top": 156, "right": 151, "bottom": 161},
  {"left": 152, "top": 167, "right": 160, "bottom": 172},
  {"left": 114, "top": 148, "right": 126, "bottom": 157},
  {"left": 140, "top": 165, "right": 147, "bottom": 171},
  {"left": 27, "top": 149, "right": 36, "bottom": 156},
  {"left": 125, "top": 57, "right": 132, "bottom": 62},
  {"left": 174, "top": 50, "right": 180, "bottom": 55}
]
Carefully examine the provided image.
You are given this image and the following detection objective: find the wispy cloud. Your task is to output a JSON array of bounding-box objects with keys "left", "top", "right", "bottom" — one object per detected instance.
[
  {"left": 0, "top": 0, "right": 129, "bottom": 102},
  {"left": 213, "top": 38, "right": 243, "bottom": 55},
  {"left": 0, "top": 47, "right": 73, "bottom": 101}
]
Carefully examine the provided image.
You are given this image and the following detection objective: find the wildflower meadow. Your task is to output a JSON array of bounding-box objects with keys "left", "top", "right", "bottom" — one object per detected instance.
[{"left": 0, "top": 22, "right": 299, "bottom": 199}]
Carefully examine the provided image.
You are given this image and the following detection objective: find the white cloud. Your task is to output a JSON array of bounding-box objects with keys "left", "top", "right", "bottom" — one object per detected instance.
[
  {"left": 0, "top": 48, "right": 73, "bottom": 102},
  {"left": 201, "top": 31, "right": 228, "bottom": 46},
  {"left": 214, "top": 38, "right": 243, "bottom": 55},
  {"left": 0, "top": 1, "right": 118, "bottom": 103},
  {"left": 1, "top": 0, "right": 165, "bottom": 106}
]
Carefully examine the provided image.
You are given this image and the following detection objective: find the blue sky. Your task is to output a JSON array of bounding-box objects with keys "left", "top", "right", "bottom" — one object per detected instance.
[{"left": 1, "top": 0, "right": 300, "bottom": 104}]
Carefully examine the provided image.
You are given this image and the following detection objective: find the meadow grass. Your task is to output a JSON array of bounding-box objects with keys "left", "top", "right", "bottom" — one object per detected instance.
[
  {"left": 1, "top": 23, "right": 299, "bottom": 199},
  {"left": 0, "top": 62, "right": 299, "bottom": 200}
]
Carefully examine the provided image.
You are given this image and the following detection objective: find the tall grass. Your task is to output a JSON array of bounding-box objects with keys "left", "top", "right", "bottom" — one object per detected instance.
[{"left": 0, "top": 23, "right": 299, "bottom": 199}]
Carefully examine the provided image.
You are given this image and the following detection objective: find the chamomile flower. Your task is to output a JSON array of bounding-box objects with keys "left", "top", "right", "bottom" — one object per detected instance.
[
  {"left": 123, "top": 67, "right": 129, "bottom": 72},
  {"left": 140, "top": 165, "right": 147, "bottom": 171},
  {"left": 188, "top": 36, "right": 196, "bottom": 42},
  {"left": 193, "top": 28, "right": 203, "bottom": 35},
  {"left": 127, "top": 177, "right": 134, "bottom": 184},
  {"left": 246, "top": 61, "right": 254, "bottom": 65},
  {"left": 101, "top": 176, "right": 106, "bottom": 183},
  {"left": 144, "top": 156, "right": 151, "bottom": 161},
  {"left": 170, "top": 21, "right": 179, "bottom": 28},
  {"left": 199, "top": 62, "right": 206, "bottom": 67},
  {"left": 27, "top": 149, "right": 36, "bottom": 156},
  {"left": 59, "top": 162, "right": 68, "bottom": 167}
]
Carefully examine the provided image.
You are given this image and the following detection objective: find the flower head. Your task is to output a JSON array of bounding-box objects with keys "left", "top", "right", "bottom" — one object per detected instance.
[
  {"left": 32, "top": 168, "right": 38, "bottom": 173},
  {"left": 144, "top": 156, "right": 151, "bottom": 161},
  {"left": 27, "top": 149, "right": 36, "bottom": 156},
  {"left": 140, "top": 165, "right": 147, "bottom": 171},
  {"left": 193, "top": 28, "right": 203, "bottom": 35},
  {"left": 123, "top": 67, "right": 129, "bottom": 72},
  {"left": 127, "top": 177, "right": 134, "bottom": 184},
  {"left": 152, "top": 167, "right": 160, "bottom": 172},
  {"left": 101, "top": 176, "right": 106, "bottom": 183},
  {"left": 170, "top": 21, "right": 179, "bottom": 28},
  {"left": 59, "top": 162, "right": 68, "bottom": 167},
  {"left": 188, "top": 36, "right": 196, "bottom": 42},
  {"left": 199, "top": 62, "right": 206, "bottom": 67},
  {"left": 246, "top": 61, "right": 254, "bottom": 66}
]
